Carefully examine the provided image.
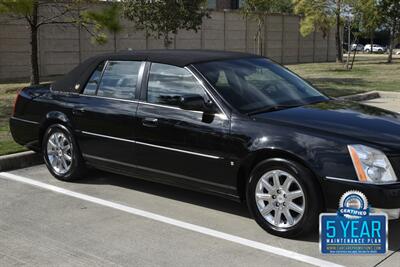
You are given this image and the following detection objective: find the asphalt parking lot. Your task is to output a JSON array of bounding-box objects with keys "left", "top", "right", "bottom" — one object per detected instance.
[{"left": 0, "top": 165, "right": 399, "bottom": 267}]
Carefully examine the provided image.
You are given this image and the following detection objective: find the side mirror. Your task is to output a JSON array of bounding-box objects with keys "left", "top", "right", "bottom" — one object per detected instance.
[{"left": 179, "top": 94, "right": 215, "bottom": 113}]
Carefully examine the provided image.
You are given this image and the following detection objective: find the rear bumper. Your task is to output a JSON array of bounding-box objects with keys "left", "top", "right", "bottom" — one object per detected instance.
[
  {"left": 322, "top": 177, "right": 400, "bottom": 211},
  {"left": 9, "top": 117, "right": 41, "bottom": 151}
]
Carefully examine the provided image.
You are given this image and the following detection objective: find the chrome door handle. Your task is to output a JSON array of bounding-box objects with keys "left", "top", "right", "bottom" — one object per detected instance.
[{"left": 142, "top": 117, "right": 158, "bottom": 127}]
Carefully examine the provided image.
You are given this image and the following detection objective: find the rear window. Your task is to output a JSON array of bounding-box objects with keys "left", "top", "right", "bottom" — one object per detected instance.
[
  {"left": 82, "top": 60, "right": 142, "bottom": 100},
  {"left": 83, "top": 62, "right": 105, "bottom": 95},
  {"left": 97, "top": 61, "right": 142, "bottom": 100}
]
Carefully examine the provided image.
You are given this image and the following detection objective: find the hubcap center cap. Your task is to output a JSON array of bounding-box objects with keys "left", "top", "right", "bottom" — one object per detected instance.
[{"left": 277, "top": 195, "right": 285, "bottom": 203}]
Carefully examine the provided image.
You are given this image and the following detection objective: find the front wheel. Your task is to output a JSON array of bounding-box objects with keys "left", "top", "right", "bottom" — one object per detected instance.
[
  {"left": 43, "top": 124, "right": 86, "bottom": 181},
  {"left": 246, "top": 159, "right": 322, "bottom": 238}
]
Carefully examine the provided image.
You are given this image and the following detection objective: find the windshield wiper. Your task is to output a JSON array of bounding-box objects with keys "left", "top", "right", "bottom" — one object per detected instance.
[{"left": 246, "top": 104, "right": 301, "bottom": 116}]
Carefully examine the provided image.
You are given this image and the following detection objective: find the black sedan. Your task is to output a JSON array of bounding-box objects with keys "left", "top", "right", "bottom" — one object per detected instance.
[{"left": 10, "top": 50, "right": 400, "bottom": 238}]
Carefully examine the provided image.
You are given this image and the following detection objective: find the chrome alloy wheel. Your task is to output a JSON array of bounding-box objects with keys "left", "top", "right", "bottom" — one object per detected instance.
[
  {"left": 46, "top": 132, "right": 73, "bottom": 175},
  {"left": 255, "top": 170, "right": 305, "bottom": 228}
]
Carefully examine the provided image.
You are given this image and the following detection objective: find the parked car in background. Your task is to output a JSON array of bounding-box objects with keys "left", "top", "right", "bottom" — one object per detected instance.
[
  {"left": 364, "top": 44, "right": 386, "bottom": 53},
  {"left": 10, "top": 50, "right": 400, "bottom": 238},
  {"left": 351, "top": 44, "right": 364, "bottom": 52},
  {"left": 393, "top": 44, "right": 400, "bottom": 55}
]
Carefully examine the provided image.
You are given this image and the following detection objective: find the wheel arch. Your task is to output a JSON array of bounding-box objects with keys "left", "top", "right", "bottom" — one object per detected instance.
[
  {"left": 236, "top": 148, "right": 324, "bottom": 206},
  {"left": 39, "top": 111, "right": 72, "bottom": 148}
]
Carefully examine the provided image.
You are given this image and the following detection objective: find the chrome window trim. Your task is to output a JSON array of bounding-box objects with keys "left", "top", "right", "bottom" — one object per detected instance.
[
  {"left": 78, "top": 95, "right": 227, "bottom": 120},
  {"left": 11, "top": 117, "right": 40, "bottom": 125},
  {"left": 79, "top": 94, "right": 140, "bottom": 104},
  {"left": 137, "top": 101, "right": 227, "bottom": 120},
  {"left": 80, "top": 131, "right": 221, "bottom": 160},
  {"left": 325, "top": 176, "right": 400, "bottom": 185},
  {"left": 139, "top": 101, "right": 183, "bottom": 111}
]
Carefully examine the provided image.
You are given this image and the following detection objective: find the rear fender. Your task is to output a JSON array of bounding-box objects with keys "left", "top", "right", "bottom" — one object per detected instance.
[{"left": 39, "top": 111, "right": 72, "bottom": 146}]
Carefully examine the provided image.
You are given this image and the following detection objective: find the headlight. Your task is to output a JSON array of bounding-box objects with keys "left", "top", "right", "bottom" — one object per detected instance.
[{"left": 348, "top": 145, "right": 397, "bottom": 184}]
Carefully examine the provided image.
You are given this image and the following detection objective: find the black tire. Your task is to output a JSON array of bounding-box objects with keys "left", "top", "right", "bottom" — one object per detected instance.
[
  {"left": 246, "top": 158, "right": 322, "bottom": 238},
  {"left": 42, "top": 124, "right": 86, "bottom": 181}
]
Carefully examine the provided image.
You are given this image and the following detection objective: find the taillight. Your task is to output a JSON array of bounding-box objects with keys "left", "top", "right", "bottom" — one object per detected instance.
[{"left": 12, "top": 91, "right": 21, "bottom": 116}]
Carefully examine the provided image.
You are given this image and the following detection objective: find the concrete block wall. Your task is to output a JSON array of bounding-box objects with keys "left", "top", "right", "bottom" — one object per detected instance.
[
  {"left": 202, "top": 11, "right": 225, "bottom": 50},
  {"left": 0, "top": 9, "right": 336, "bottom": 81},
  {"left": 265, "top": 15, "right": 284, "bottom": 62},
  {"left": 0, "top": 20, "right": 31, "bottom": 80},
  {"left": 224, "top": 12, "right": 246, "bottom": 52}
]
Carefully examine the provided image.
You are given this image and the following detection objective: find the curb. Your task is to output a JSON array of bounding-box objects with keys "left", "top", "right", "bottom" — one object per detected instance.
[
  {"left": 0, "top": 151, "right": 43, "bottom": 172},
  {"left": 339, "top": 91, "right": 380, "bottom": 102}
]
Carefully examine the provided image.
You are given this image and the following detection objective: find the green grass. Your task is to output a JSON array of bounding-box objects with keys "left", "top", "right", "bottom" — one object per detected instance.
[
  {"left": 0, "top": 54, "right": 399, "bottom": 155},
  {"left": 0, "top": 82, "right": 29, "bottom": 156},
  {"left": 286, "top": 54, "right": 400, "bottom": 97}
]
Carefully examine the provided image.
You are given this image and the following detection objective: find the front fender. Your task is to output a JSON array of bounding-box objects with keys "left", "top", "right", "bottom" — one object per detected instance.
[{"left": 232, "top": 117, "right": 358, "bottom": 182}]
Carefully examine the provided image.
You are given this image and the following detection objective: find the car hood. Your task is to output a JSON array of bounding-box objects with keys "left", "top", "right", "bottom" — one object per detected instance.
[{"left": 251, "top": 100, "right": 400, "bottom": 153}]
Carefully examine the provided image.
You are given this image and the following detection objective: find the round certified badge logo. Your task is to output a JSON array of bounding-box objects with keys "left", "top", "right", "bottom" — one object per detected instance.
[
  {"left": 320, "top": 190, "right": 387, "bottom": 254},
  {"left": 338, "top": 190, "right": 369, "bottom": 219}
]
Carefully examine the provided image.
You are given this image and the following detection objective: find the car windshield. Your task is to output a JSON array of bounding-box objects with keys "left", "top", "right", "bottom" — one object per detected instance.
[{"left": 195, "top": 57, "right": 329, "bottom": 114}]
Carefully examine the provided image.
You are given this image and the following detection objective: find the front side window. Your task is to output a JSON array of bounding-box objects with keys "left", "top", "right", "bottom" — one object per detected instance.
[
  {"left": 147, "top": 63, "right": 206, "bottom": 107},
  {"left": 83, "top": 61, "right": 105, "bottom": 95},
  {"left": 96, "top": 61, "right": 142, "bottom": 100},
  {"left": 195, "top": 58, "right": 328, "bottom": 114}
]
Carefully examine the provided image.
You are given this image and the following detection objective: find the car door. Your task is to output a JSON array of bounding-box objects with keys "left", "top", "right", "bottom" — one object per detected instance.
[
  {"left": 72, "top": 60, "right": 145, "bottom": 168},
  {"left": 134, "top": 62, "right": 237, "bottom": 196}
]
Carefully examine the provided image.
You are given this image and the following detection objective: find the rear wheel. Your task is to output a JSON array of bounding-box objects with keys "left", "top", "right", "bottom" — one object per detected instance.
[
  {"left": 246, "top": 159, "right": 322, "bottom": 238},
  {"left": 43, "top": 124, "right": 85, "bottom": 181}
]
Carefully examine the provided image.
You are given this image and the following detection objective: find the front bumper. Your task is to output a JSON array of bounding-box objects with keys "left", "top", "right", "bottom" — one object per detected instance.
[{"left": 322, "top": 178, "right": 400, "bottom": 219}]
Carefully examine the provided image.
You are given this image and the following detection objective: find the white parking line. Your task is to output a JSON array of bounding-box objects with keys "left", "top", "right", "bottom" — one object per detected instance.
[{"left": 0, "top": 172, "right": 343, "bottom": 267}]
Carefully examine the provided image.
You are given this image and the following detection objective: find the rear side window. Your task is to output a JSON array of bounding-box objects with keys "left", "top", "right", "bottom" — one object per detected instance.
[
  {"left": 147, "top": 63, "right": 205, "bottom": 107},
  {"left": 95, "top": 61, "right": 141, "bottom": 100},
  {"left": 83, "top": 61, "right": 105, "bottom": 95}
]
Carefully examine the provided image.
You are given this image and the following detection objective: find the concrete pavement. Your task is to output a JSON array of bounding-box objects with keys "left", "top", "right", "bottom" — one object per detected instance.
[
  {"left": 1, "top": 165, "right": 399, "bottom": 267},
  {"left": 362, "top": 91, "right": 400, "bottom": 113}
]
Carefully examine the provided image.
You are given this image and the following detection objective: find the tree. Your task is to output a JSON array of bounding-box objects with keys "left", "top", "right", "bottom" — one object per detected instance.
[
  {"left": 241, "top": 0, "right": 293, "bottom": 56},
  {"left": 293, "top": 0, "right": 343, "bottom": 63},
  {"left": 378, "top": 0, "right": 400, "bottom": 63},
  {"left": 0, "top": 1, "right": 121, "bottom": 85},
  {"left": 352, "top": 0, "right": 381, "bottom": 54},
  {"left": 122, "top": 0, "right": 208, "bottom": 48}
]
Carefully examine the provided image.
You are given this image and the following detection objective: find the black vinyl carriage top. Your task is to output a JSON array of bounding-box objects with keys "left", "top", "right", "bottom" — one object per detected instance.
[{"left": 51, "top": 49, "right": 260, "bottom": 93}]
